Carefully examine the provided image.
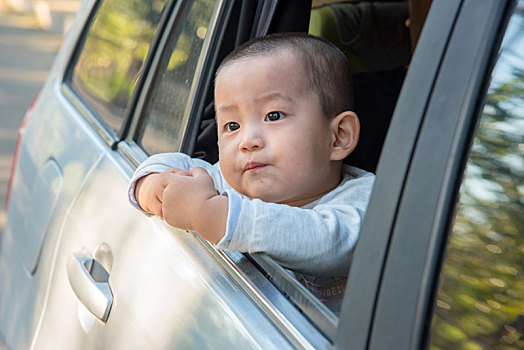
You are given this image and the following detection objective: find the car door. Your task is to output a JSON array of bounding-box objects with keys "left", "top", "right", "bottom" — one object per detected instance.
[
  {"left": 28, "top": 0, "right": 266, "bottom": 348},
  {"left": 334, "top": 0, "right": 521, "bottom": 349}
]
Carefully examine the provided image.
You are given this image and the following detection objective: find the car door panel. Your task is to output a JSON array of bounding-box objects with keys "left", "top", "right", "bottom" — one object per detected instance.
[
  {"left": 20, "top": 159, "right": 63, "bottom": 274},
  {"left": 31, "top": 152, "right": 300, "bottom": 349}
]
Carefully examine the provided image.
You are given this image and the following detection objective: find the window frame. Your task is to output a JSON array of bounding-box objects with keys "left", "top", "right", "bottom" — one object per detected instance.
[
  {"left": 121, "top": 0, "right": 234, "bottom": 161},
  {"left": 60, "top": 0, "right": 117, "bottom": 148},
  {"left": 335, "top": 0, "right": 517, "bottom": 349},
  {"left": 428, "top": 1, "right": 524, "bottom": 347}
]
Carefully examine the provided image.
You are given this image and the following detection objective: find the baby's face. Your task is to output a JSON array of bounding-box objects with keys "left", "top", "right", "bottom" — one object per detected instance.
[{"left": 215, "top": 50, "right": 341, "bottom": 206}]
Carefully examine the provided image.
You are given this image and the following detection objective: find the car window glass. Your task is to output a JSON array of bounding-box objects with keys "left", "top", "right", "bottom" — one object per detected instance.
[
  {"left": 68, "top": 0, "right": 170, "bottom": 134},
  {"left": 138, "top": 0, "right": 217, "bottom": 155},
  {"left": 430, "top": 3, "right": 524, "bottom": 349}
]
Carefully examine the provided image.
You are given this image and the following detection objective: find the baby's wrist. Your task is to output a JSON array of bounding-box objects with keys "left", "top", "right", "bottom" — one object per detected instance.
[{"left": 193, "top": 194, "right": 228, "bottom": 243}]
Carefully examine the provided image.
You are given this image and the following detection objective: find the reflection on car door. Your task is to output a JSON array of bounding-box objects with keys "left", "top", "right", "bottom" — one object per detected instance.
[
  {"left": 32, "top": 156, "right": 278, "bottom": 348},
  {"left": 0, "top": 97, "right": 104, "bottom": 349}
]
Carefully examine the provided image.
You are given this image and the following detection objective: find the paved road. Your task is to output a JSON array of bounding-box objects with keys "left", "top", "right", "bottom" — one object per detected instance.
[{"left": 0, "top": 2, "right": 63, "bottom": 231}]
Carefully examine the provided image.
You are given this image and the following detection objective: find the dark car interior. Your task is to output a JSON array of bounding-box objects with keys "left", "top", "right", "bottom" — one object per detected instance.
[{"left": 191, "top": 0, "right": 424, "bottom": 174}]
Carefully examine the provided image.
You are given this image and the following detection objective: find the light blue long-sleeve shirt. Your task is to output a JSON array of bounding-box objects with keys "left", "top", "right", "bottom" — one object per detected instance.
[{"left": 129, "top": 152, "right": 375, "bottom": 278}]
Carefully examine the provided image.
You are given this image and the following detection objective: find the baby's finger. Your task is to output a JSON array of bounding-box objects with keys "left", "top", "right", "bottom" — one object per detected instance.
[
  {"left": 148, "top": 198, "right": 163, "bottom": 218},
  {"left": 161, "top": 171, "right": 182, "bottom": 187},
  {"left": 156, "top": 184, "right": 164, "bottom": 202}
]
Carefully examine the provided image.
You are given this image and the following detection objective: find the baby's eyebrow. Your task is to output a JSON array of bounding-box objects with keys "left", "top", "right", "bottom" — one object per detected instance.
[
  {"left": 254, "top": 92, "right": 294, "bottom": 104},
  {"left": 215, "top": 103, "right": 239, "bottom": 115},
  {"left": 216, "top": 92, "right": 294, "bottom": 116}
]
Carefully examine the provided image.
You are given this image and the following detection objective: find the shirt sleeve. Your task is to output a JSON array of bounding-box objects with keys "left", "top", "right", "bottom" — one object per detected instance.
[
  {"left": 216, "top": 169, "right": 375, "bottom": 277},
  {"left": 128, "top": 153, "right": 225, "bottom": 211}
]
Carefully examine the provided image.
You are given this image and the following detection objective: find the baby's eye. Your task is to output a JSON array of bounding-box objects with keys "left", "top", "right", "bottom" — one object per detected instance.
[
  {"left": 225, "top": 122, "right": 240, "bottom": 132},
  {"left": 264, "top": 111, "right": 284, "bottom": 122}
]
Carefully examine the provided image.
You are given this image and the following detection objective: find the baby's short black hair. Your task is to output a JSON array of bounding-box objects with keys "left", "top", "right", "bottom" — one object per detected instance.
[{"left": 216, "top": 32, "right": 353, "bottom": 118}]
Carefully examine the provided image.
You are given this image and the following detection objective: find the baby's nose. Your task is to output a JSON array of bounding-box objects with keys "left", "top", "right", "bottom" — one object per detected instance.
[{"left": 239, "top": 129, "right": 264, "bottom": 151}]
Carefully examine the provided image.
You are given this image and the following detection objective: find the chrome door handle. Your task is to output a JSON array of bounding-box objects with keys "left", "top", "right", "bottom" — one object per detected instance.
[{"left": 67, "top": 251, "right": 113, "bottom": 322}]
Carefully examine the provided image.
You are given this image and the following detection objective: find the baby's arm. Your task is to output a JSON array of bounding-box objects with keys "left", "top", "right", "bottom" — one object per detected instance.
[{"left": 218, "top": 171, "right": 375, "bottom": 277}]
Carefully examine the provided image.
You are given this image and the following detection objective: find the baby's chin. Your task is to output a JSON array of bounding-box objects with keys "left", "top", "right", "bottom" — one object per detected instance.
[
  {"left": 228, "top": 178, "right": 327, "bottom": 206},
  {"left": 235, "top": 187, "right": 285, "bottom": 204},
  {"left": 238, "top": 188, "right": 320, "bottom": 207}
]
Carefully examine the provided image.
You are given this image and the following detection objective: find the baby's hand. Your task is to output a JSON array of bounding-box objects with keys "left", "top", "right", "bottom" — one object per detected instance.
[
  {"left": 161, "top": 167, "right": 218, "bottom": 231},
  {"left": 135, "top": 168, "right": 189, "bottom": 217}
]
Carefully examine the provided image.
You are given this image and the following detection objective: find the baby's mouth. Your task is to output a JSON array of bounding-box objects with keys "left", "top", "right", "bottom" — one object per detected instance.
[{"left": 244, "top": 161, "right": 266, "bottom": 172}]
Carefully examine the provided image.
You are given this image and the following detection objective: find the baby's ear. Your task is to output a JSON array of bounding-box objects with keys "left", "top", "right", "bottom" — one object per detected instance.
[{"left": 329, "top": 111, "right": 360, "bottom": 161}]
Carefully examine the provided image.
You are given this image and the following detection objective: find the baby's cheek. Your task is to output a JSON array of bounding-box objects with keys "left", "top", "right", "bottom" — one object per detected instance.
[
  {"left": 219, "top": 164, "right": 233, "bottom": 180},
  {"left": 219, "top": 165, "right": 241, "bottom": 190},
  {"left": 283, "top": 153, "right": 310, "bottom": 174}
]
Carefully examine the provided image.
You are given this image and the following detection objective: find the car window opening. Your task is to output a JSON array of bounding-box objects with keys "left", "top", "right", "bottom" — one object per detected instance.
[{"left": 188, "top": 0, "right": 434, "bottom": 321}]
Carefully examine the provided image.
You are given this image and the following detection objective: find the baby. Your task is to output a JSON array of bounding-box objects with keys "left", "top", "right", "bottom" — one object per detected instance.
[{"left": 128, "top": 33, "right": 375, "bottom": 308}]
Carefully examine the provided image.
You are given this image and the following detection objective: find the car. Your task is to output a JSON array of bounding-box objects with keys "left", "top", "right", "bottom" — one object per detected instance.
[{"left": 1, "top": 0, "right": 522, "bottom": 348}]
